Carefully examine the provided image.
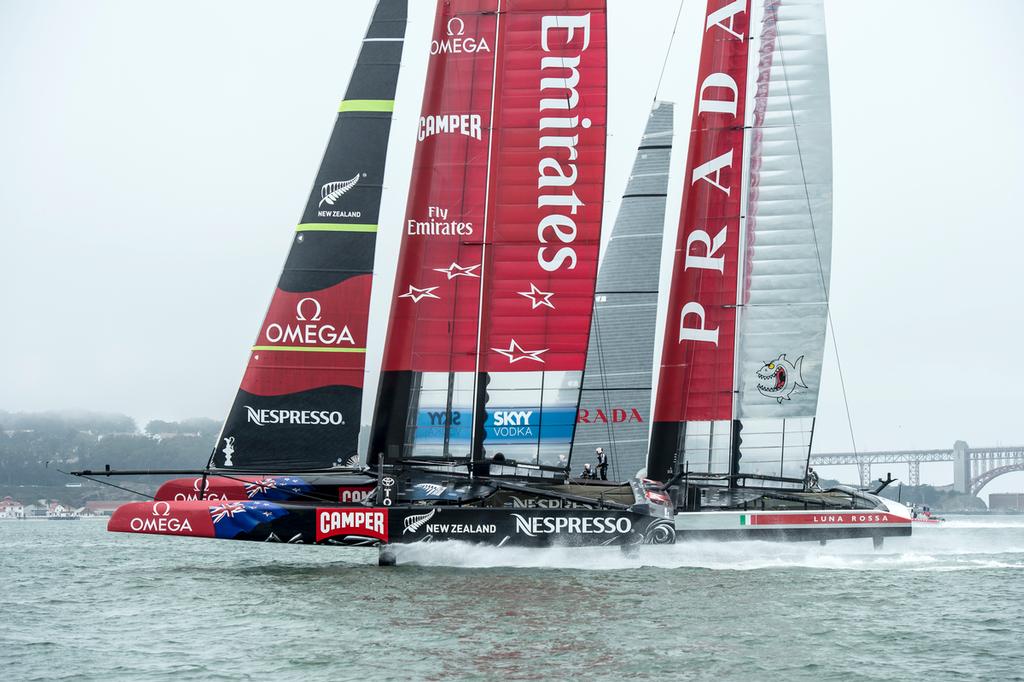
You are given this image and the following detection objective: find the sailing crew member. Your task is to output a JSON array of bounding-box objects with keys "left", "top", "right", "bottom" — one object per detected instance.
[
  {"left": 806, "top": 467, "right": 820, "bottom": 491},
  {"left": 595, "top": 447, "right": 608, "bottom": 481},
  {"left": 581, "top": 463, "right": 595, "bottom": 479}
]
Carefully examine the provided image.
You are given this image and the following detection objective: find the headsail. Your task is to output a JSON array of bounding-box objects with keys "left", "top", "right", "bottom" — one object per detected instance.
[
  {"left": 574, "top": 102, "right": 673, "bottom": 481},
  {"left": 371, "top": 0, "right": 608, "bottom": 475},
  {"left": 211, "top": 1, "right": 407, "bottom": 471},
  {"left": 649, "top": 0, "right": 832, "bottom": 484}
]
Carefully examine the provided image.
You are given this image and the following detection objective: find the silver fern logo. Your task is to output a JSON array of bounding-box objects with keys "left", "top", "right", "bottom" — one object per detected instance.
[
  {"left": 414, "top": 483, "right": 447, "bottom": 497},
  {"left": 318, "top": 173, "right": 362, "bottom": 207},
  {"left": 402, "top": 508, "right": 437, "bottom": 535}
]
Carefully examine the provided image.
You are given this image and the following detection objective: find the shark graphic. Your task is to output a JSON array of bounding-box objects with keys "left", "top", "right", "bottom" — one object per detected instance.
[{"left": 755, "top": 354, "right": 808, "bottom": 403}]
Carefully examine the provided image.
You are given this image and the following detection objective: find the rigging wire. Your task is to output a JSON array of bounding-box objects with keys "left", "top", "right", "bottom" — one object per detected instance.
[
  {"left": 589, "top": 300, "right": 621, "bottom": 481},
  {"left": 771, "top": 0, "right": 859, "bottom": 456},
  {"left": 62, "top": 471, "right": 155, "bottom": 500},
  {"left": 652, "top": 1, "right": 686, "bottom": 105}
]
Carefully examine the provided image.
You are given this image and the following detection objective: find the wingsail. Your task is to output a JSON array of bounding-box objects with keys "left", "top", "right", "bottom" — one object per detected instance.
[
  {"left": 210, "top": 1, "right": 408, "bottom": 471},
  {"left": 649, "top": 0, "right": 833, "bottom": 485},
  {"left": 371, "top": 0, "right": 609, "bottom": 477},
  {"left": 574, "top": 101, "right": 674, "bottom": 481}
]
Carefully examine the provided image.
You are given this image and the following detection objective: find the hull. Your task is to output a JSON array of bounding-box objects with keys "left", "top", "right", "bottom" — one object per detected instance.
[
  {"left": 669, "top": 483, "right": 913, "bottom": 544},
  {"left": 154, "top": 475, "right": 374, "bottom": 504},
  {"left": 108, "top": 499, "right": 676, "bottom": 548},
  {"left": 674, "top": 509, "right": 912, "bottom": 543}
]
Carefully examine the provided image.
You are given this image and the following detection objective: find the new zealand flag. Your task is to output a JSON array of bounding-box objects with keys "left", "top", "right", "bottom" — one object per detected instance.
[
  {"left": 243, "top": 476, "right": 313, "bottom": 501},
  {"left": 209, "top": 500, "right": 287, "bottom": 539}
]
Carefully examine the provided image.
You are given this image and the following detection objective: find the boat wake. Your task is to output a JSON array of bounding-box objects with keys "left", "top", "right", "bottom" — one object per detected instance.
[
  {"left": 393, "top": 531, "right": 1024, "bottom": 572},
  {"left": 940, "top": 518, "right": 1024, "bottom": 529}
]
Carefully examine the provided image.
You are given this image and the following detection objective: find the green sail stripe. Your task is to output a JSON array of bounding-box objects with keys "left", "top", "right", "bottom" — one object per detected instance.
[
  {"left": 251, "top": 346, "right": 367, "bottom": 353},
  {"left": 296, "top": 223, "right": 378, "bottom": 233},
  {"left": 338, "top": 99, "right": 394, "bottom": 113}
]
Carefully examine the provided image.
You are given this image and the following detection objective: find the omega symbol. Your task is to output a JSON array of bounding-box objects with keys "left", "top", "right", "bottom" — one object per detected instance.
[
  {"left": 446, "top": 16, "right": 465, "bottom": 36},
  {"left": 295, "top": 297, "right": 322, "bottom": 321}
]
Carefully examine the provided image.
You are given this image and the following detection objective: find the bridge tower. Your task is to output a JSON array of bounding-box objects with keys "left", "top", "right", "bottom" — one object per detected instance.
[
  {"left": 857, "top": 461, "right": 871, "bottom": 487},
  {"left": 908, "top": 461, "right": 920, "bottom": 487},
  {"left": 953, "top": 440, "right": 970, "bottom": 494}
]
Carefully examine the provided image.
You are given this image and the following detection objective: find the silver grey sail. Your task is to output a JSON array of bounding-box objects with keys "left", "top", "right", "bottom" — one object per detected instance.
[
  {"left": 574, "top": 101, "right": 674, "bottom": 481},
  {"left": 734, "top": 0, "right": 833, "bottom": 483}
]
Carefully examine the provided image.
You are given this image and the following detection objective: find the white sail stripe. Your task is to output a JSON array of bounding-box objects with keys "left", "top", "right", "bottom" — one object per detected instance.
[{"left": 736, "top": 0, "right": 832, "bottom": 426}]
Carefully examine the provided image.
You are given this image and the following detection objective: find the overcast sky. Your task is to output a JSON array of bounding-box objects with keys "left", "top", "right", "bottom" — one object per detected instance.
[{"left": 2, "top": 0, "right": 1022, "bottom": 495}]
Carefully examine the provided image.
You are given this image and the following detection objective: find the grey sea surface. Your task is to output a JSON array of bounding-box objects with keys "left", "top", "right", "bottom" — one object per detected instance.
[{"left": 3, "top": 516, "right": 1024, "bottom": 681}]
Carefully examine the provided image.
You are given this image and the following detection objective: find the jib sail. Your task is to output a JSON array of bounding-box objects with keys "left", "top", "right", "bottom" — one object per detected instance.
[
  {"left": 574, "top": 101, "right": 673, "bottom": 481},
  {"left": 371, "top": 0, "right": 608, "bottom": 476},
  {"left": 648, "top": 0, "right": 833, "bottom": 486},
  {"left": 210, "top": 0, "right": 407, "bottom": 471}
]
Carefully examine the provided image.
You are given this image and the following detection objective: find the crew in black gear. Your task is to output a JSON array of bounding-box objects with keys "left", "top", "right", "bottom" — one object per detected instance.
[{"left": 806, "top": 466, "right": 820, "bottom": 491}]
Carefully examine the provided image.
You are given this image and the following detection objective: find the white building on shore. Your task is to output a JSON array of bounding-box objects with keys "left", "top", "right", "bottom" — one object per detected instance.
[{"left": 0, "top": 496, "right": 25, "bottom": 519}]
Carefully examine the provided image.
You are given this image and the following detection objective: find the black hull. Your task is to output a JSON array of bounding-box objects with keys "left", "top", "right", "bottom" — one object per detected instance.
[{"left": 108, "top": 500, "right": 676, "bottom": 548}]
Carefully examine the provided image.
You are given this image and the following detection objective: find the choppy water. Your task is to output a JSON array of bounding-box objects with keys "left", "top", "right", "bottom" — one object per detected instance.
[{"left": 3, "top": 517, "right": 1024, "bottom": 681}]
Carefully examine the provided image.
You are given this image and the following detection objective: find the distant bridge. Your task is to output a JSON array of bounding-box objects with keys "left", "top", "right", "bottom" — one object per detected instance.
[{"left": 810, "top": 441, "right": 1024, "bottom": 495}]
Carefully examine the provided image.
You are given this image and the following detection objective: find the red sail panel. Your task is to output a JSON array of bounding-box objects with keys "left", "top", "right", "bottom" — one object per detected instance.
[
  {"left": 381, "top": 0, "right": 498, "bottom": 374},
  {"left": 481, "top": 1, "right": 607, "bottom": 373},
  {"left": 653, "top": 0, "right": 751, "bottom": 422},
  {"left": 241, "top": 276, "right": 370, "bottom": 395}
]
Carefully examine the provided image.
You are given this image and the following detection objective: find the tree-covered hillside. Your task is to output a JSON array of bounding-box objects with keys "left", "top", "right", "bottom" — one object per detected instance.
[{"left": 0, "top": 410, "right": 217, "bottom": 505}]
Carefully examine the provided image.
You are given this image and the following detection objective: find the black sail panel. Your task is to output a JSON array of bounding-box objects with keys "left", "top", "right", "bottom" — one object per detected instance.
[{"left": 210, "top": 1, "right": 407, "bottom": 471}]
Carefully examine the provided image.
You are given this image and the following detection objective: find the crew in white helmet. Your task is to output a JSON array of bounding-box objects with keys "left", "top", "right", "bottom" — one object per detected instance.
[{"left": 595, "top": 447, "right": 608, "bottom": 481}]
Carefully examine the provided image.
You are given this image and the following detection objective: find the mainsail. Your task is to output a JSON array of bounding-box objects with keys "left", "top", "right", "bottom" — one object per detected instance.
[
  {"left": 574, "top": 101, "right": 673, "bottom": 481},
  {"left": 210, "top": 1, "right": 407, "bottom": 471},
  {"left": 371, "top": 0, "right": 608, "bottom": 474},
  {"left": 649, "top": 0, "right": 832, "bottom": 485}
]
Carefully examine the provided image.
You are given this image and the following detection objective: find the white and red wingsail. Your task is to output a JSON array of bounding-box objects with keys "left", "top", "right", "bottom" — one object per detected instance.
[
  {"left": 649, "top": 0, "right": 753, "bottom": 478},
  {"left": 649, "top": 0, "right": 833, "bottom": 482},
  {"left": 372, "top": 0, "right": 608, "bottom": 471}
]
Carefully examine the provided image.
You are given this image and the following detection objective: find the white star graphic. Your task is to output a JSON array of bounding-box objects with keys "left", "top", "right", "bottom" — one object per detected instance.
[
  {"left": 433, "top": 262, "right": 481, "bottom": 280},
  {"left": 399, "top": 285, "right": 440, "bottom": 303},
  {"left": 517, "top": 283, "right": 555, "bottom": 310},
  {"left": 492, "top": 339, "right": 548, "bottom": 364}
]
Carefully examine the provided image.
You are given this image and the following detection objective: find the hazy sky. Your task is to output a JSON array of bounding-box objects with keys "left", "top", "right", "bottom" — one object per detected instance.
[{"left": 2, "top": 1, "right": 1022, "bottom": 495}]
